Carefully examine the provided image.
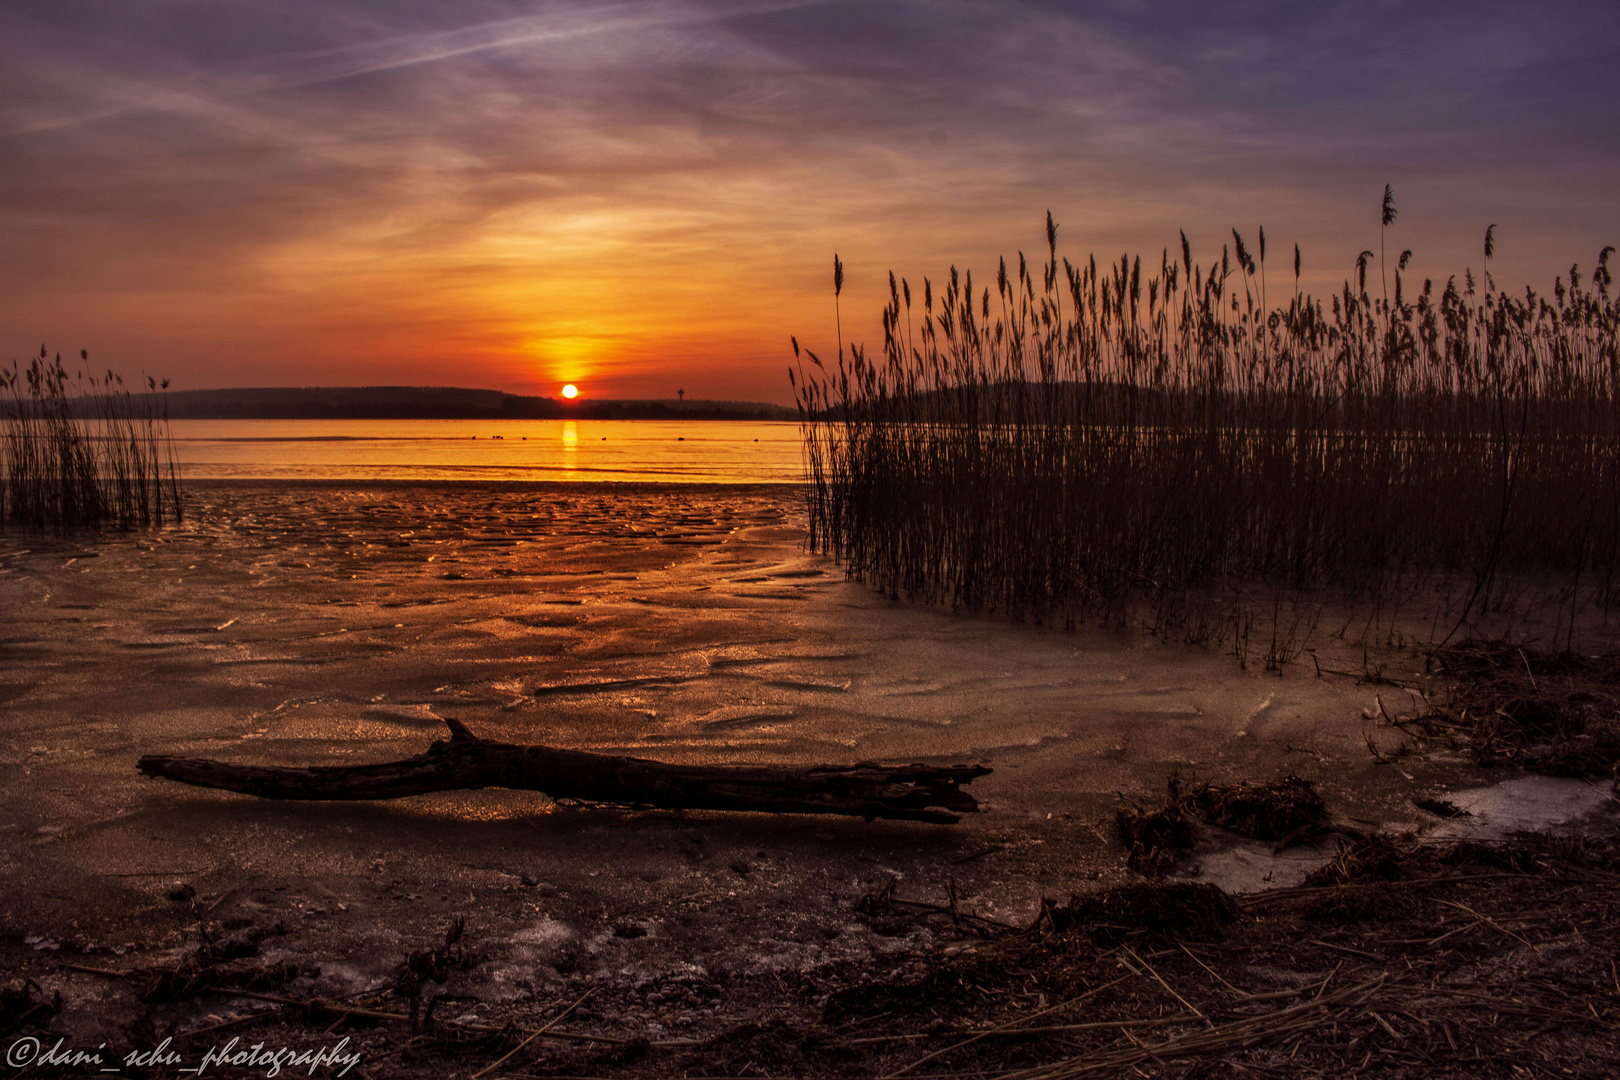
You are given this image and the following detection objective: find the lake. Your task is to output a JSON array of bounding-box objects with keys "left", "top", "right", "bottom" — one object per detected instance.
[{"left": 168, "top": 418, "right": 806, "bottom": 483}]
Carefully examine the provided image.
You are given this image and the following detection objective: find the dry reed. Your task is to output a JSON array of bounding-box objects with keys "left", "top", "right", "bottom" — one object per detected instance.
[
  {"left": 793, "top": 201, "right": 1620, "bottom": 658},
  {"left": 1, "top": 346, "right": 182, "bottom": 532}
]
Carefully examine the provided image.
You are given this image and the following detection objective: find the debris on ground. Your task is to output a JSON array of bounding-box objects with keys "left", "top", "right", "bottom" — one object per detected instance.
[
  {"left": 1411, "top": 639, "right": 1620, "bottom": 776},
  {"left": 1115, "top": 773, "right": 1197, "bottom": 876},
  {"left": 1188, "top": 774, "right": 1331, "bottom": 842},
  {"left": 1116, "top": 772, "right": 1333, "bottom": 876},
  {"left": 1, "top": 978, "right": 61, "bottom": 1034},
  {"left": 1037, "top": 880, "right": 1238, "bottom": 944},
  {"left": 15, "top": 834, "right": 1619, "bottom": 1078}
]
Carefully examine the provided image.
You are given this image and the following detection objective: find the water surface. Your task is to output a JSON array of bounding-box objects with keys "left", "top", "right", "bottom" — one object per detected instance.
[{"left": 169, "top": 419, "right": 804, "bottom": 482}]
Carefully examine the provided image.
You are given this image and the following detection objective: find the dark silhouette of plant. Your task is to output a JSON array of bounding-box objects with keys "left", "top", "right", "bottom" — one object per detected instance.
[
  {"left": 1, "top": 347, "right": 181, "bottom": 532},
  {"left": 792, "top": 199, "right": 1620, "bottom": 658}
]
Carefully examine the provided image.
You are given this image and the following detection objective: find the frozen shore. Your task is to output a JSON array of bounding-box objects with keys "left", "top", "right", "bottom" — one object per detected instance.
[{"left": 2, "top": 481, "right": 1614, "bottom": 1068}]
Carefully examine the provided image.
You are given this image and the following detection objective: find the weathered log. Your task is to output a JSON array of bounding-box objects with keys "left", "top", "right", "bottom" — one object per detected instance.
[{"left": 137, "top": 719, "right": 991, "bottom": 824}]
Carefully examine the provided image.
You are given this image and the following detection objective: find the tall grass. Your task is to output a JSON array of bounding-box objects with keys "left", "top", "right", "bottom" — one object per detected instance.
[
  {"left": 1, "top": 347, "right": 182, "bottom": 532},
  {"left": 793, "top": 205, "right": 1620, "bottom": 661}
]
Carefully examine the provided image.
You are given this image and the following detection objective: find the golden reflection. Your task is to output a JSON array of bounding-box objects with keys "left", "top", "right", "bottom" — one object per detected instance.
[{"left": 561, "top": 419, "right": 578, "bottom": 475}]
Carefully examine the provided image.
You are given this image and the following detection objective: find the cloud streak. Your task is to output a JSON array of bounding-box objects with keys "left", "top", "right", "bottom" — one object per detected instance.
[
  {"left": 2, "top": 0, "right": 1617, "bottom": 402},
  {"left": 226, "top": 0, "right": 819, "bottom": 93}
]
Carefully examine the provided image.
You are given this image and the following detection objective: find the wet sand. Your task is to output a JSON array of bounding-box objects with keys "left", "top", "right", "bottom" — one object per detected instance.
[{"left": 3, "top": 481, "right": 1614, "bottom": 1052}]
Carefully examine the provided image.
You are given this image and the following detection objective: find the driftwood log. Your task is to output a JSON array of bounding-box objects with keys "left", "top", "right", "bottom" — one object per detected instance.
[{"left": 137, "top": 719, "right": 991, "bottom": 823}]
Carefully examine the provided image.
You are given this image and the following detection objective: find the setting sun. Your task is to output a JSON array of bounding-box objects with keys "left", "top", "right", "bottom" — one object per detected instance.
[{"left": 562, "top": 384, "right": 578, "bottom": 399}]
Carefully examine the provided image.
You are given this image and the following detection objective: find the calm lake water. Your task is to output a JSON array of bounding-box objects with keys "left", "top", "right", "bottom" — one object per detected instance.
[{"left": 169, "top": 419, "right": 806, "bottom": 483}]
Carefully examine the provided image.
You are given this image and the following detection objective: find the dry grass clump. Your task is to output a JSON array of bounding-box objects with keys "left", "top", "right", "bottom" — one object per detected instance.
[
  {"left": 0, "top": 980, "right": 60, "bottom": 1034},
  {"left": 1041, "top": 881, "right": 1238, "bottom": 945},
  {"left": 1400, "top": 639, "right": 1620, "bottom": 775},
  {"left": 1115, "top": 796, "right": 1196, "bottom": 876},
  {"left": 24, "top": 836, "right": 1619, "bottom": 1078},
  {"left": 1189, "top": 775, "right": 1330, "bottom": 842},
  {"left": 1117, "top": 772, "right": 1332, "bottom": 875},
  {"left": 803, "top": 833, "right": 1620, "bottom": 1080},
  {"left": 1, "top": 347, "right": 181, "bottom": 532},
  {"left": 1299, "top": 833, "right": 1413, "bottom": 890},
  {"left": 793, "top": 202, "right": 1620, "bottom": 658}
]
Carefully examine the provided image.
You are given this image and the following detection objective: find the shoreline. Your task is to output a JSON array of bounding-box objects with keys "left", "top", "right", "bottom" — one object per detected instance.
[{"left": 176, "top": 477, "right": 808, "bottom": 492}]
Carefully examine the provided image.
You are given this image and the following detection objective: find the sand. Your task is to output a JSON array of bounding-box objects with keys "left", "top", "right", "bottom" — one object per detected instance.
[{"left": 3, "top": 480, "right": 1616, "bottom": 1056}]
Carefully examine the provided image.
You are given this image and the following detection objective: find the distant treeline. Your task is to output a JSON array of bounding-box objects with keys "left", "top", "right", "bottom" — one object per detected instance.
[{"left": 91, "top": 386, "right": 797, "bottom": 421}]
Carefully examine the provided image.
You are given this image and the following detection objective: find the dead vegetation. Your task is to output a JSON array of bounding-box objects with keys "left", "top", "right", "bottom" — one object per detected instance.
[
  {"left": 760, "top": 833, "right": 1619, "bottom": 1079},
  {"left": 395, "top": 916, "right": 474, "bottom": 1028},
  {"left": 794, "top": 206, "right": 1620, "bottom": 660},
  {"left": 59, "top": 923, "right": 309, "bottom": 1005},
  {"left": 14, "top": 832, "right": 1618, "bottom": 1078},
  {"left": 1116, "top": 772, "right": 1334, "bottom": 876},
  {"left": 1, "top": 979, "right": 61, "bottom": 1034},
  {"left": 1398, "top": 639, "right": 1620, "bottom": 778},
  {"left": 2, "top": 348, "right": 181, "bottom": 532}
]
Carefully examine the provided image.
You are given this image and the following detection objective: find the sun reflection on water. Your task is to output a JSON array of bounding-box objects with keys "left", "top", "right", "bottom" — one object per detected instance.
[
  {"left": 561, "top": 420, "right": 578, "bottom": 474},
  {"left": 164, "top": 419, "right": 804, "bottom": 482}
]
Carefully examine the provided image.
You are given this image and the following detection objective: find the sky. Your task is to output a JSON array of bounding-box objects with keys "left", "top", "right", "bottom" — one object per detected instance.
[{"left": 3, "top": 1, "right": 1618, "bottom": 405}]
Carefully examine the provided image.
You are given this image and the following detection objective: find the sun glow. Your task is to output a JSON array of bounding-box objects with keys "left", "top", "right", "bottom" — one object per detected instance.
[{"left": 562, "top": 384, "right": 578, "bottom": 398}]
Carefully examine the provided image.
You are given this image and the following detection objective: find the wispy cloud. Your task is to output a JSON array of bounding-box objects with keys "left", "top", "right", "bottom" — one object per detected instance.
[
  {"left": 2, "top": 0, "right": 1617, "bottom": 401},
  {"left": 225, "top": 0, "right": 818, "bottom": 93},
  {"left": 0, "top": 0, "right": 822, "bottom": 138}
]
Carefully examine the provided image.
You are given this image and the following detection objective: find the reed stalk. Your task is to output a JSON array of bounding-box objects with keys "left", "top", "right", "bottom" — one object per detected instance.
[
  {"left": 793, "top": 208, "right": 1620, "bottom": 659},
  {"left": 1, "top": 347, "right": 182, "bottom": 533}
]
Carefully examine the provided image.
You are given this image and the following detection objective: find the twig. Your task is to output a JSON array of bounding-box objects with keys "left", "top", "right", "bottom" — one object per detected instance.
[
  {"left": 880, "top": 975, "right": 1131, "bottom": 1078},
  {"left": 52, "top": 969, "right": 676, "bottom": 1049},
  {"left": 214, "top": 990, "right": 415, "bottom": 1024},
  {"left": 1582, "top": 776, "right": 1620, "bottom": 807},
  {"left": 1123, "top": 945, "right": 1211, "bottom": 1027},
  {"left": 1239, "top": 871, "right": 1533, "bottom": 907},
  {"left": 842, "top": 1016, "right": 1183, "bottom": 1046},
  {"left": 59, "top": 962, "right": 134, "bottom": 979},
  {"left": 1432, "top": 898, "right": 1535, "bottom": 947},
  {"left": 1312, "top": 664, "right": 1418, "bottom": 689},
  {"left": 180, "top": 1007, "right": 288, "bottom": 1039},
  {"left": 1179, "top": 943, "right": 1242, "bottom": 994},
  {"left": 1368, "top": 1010, "right": 1404, "bottom": 1041},
  {"left": 1306, "top": 939, "right": 1384, "bottom": 962},
  {"left": 950, "top": 845, "right": 1004, "bottom": 865},
  {"left": 1517, "top": 648, "right": 1539, "bottom": 692},
  {"left": 471, "top": 988, "right": 593, "bottom": 1079},
  {"left": 999, "top": 976, "right": 1387, "bottom": 1079},
  {"left": 202, "top": 884, "right": 241, "bottom": 915},
  {"left": 885, "top": 895, "right": 1019, "bottom": 931},
  {"left": 99, "top": 869, "right": 207, "bottom": 878}
]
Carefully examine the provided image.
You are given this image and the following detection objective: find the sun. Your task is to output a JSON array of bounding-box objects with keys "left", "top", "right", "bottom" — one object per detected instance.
[{"left": 562, "top": 384, "right": 578, "bottom": 399}]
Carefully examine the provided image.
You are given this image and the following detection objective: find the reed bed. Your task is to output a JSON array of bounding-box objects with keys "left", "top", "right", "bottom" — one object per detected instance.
[
  {"left": 793, "top": 203, "right": 1620, "bottom": 658},
  {"left": 1, "top": 347, "right": 182, "bottom": 532}
]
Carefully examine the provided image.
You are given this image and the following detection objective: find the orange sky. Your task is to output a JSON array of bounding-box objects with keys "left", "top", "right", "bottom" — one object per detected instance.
[{"left": 3, "top": 2, "right": 1618, "bottom": 405}]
